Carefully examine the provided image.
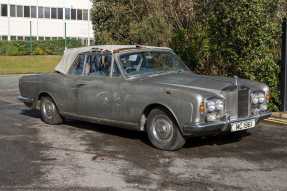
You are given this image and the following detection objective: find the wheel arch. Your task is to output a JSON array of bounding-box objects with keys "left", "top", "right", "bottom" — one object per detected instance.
[
  {"left": 140, "top": 103, "right": 183, "bottom": 133},
  {"left": 37, "top": 92, "right": 58, "bottom": 109}
]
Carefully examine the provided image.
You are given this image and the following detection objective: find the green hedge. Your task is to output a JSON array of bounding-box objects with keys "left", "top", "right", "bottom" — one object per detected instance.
[{"left": 0, "top": 39, "right": 82, "bottom": 56}]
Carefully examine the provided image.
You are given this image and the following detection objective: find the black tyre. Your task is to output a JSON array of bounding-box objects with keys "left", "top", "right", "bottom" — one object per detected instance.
[
  {"left": 146, "top": 109, "right": 186, "bottom": 151},
  {"left": 40, "top": 96, "right": 63, "bottom": 125}
]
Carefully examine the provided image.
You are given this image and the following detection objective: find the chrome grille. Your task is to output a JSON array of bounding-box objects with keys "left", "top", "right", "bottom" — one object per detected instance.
[
  {"left": 223, "top": 88, "right": 251, "bottom": 119},
  {"left": 238, "top": 89, "right": 251, "bottom": 118},
  {"left": 223, "top": 89, "right": 238, "bottom": 119}
]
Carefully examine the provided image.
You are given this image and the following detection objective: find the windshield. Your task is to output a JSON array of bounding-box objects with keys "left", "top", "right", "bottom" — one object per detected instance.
[{"left": 119, "top": 51, "right": 189, "bottom": 78}]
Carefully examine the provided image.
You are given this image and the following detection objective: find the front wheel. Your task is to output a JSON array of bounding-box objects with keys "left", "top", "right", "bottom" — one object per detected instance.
[
  {"left": 40, "top": 96, "right": 63, "bottom": 125},
  {"left": 146, "top": 109, "right": 186, "bottom": 151}
]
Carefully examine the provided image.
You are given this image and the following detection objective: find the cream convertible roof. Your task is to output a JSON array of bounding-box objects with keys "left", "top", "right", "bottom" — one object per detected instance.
[{"left": 54, "top": 45, "right": 172, "bottom": 74}]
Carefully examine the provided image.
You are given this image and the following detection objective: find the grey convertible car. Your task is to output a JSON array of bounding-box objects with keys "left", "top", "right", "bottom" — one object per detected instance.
[{"left": 18, "top": 45, "right": 272, "bottom": 150}]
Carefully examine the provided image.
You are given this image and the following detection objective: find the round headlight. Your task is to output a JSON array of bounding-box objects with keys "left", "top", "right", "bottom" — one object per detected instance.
[
  {"left": 251, "top": 94, "right": 259, "bottom": 105},
  {"left": 258, "top": 93, "right": 266, "bottom": 104},
  {"left": 206, "top": 101, "right": 216, "bottom": 112},
  {"left": 215, "top": 99, "right": 224, "bottom": 110}
]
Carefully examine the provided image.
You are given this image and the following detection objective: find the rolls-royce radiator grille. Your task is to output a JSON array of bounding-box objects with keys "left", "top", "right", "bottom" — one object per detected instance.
[
  {"left": 224, "top": 88, "right": 251, "bottom": 119},
  {"left": 238, "top": 89, "right": 251, "bottom": 118}
]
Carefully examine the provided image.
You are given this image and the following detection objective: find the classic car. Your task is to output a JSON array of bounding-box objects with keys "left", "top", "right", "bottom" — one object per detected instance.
[{"left": 18, "top": 45, "right": 272, "bottom": 151}]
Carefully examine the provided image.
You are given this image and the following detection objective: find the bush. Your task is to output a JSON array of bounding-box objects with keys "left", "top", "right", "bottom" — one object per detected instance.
[{"left": 0, "top": 39, "right": 82, "bottom": 56}]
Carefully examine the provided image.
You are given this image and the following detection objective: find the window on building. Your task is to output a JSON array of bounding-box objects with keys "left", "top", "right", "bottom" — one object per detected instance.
[
  {"left": 10, "top": 5, "right": 16, "bottom": 17},
  {"left": 39, "top": 37, "right": 44, "bottom": 40},
  {"left": 45, "top": 37, "right": 51, "bottom": 40},
  {"left": 31, "top": 6, "right": 36, "bottom": 18},
  {"left": 17, "top": 5, "right": 23, "bottom": 17},
  {"left": 2, "top": 36, "right": 8, "bottom": 40},
  {"left": 1, "top": 4, "right": 8, "bottom": 16},
  {"left": 71, "top": 9, "right": 76, "bottom": 20},
  {"left": 24, "top": 6, "right": 30, "bottom": 18},
  {"left": 38, "top": 7, "right": 44, "bottom": 18},
  {"left": 83, "top": 9, "right": 88, "bottom": 20},
  {"left": 11, "top": 36, "right": 17, "bottom": 40},
  {"left": 77, "top": 9, "right": 82, "bottom": 20},
  {"left": 65, "top": 8, "right": 70, "bottom": 20},
  {"left": 18, "top": 36, "right": 23, "bottom": 41},
  {"left": 51, "top": 8, "right": 57, "bottom": 19},
  {"left": 44, "top": 7, "right": 50, "bottom": 19},
  {"left": 57, "top": 8, "right": 63, "bottom": 19},
  {"left": 25, "top": 36, "right": 30, "bottom": 41}
]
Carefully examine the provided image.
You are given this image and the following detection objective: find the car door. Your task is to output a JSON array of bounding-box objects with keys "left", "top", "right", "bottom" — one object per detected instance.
[
  {"left": 75, "top": 51, "right": 124, "bottom": 121},
  {"left": 59, "top": 53, "right": 86, "bottom": 114}
]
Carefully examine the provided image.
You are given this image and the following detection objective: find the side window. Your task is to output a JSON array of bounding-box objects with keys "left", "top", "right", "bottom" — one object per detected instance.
[
  {"left": 112, "top": 62, "right": 121, "bottom": 77},
  {"left": 70, "top": 54, "right": 86, "bottom": 75},
  {"left": 86, "top": 53, "right": 112, "bottom": 77}
]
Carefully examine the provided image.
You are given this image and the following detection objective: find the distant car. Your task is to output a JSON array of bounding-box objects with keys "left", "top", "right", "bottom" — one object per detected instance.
[{"left": 18, "top": 45, "right": 272, "bottom": 150}]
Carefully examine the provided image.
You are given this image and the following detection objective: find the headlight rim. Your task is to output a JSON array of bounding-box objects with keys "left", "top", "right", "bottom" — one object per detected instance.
[
  {"left": 251, "top": 91, "right": 267, "bottom": 105},
  {"left": 206, "top": 98, "right": 225, "bottom": 113}
]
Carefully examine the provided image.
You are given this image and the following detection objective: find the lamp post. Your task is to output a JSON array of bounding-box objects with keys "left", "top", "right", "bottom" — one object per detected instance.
[{"left": 29, "top": 21, "right": 33, "bottom": 55}]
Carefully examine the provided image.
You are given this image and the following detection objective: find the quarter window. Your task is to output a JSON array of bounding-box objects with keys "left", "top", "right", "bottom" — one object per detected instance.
[{"left": 70, "top": 54, "right": 86, "bottom": 75}]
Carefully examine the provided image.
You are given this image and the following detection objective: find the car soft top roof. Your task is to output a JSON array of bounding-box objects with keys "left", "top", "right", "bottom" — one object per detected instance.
[{"left": 54, "top": 45, "right": 172, "bottom": 74}]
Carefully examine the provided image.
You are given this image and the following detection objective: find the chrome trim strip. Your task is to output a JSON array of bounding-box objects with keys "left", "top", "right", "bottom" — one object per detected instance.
[
  {"left": 17, "top": 96, "right": 34, "bottom": 103},
  {"left": 61, "top": 112, "right": 138, "bottom": 127}
]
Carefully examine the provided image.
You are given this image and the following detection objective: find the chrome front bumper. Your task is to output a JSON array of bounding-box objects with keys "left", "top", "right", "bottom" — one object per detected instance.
[
  {"left": 183, "top": 112, "right": 272, "bottom": 136},
  {"left": 17, "top": 96, "right": 34, "bottom": 103}
]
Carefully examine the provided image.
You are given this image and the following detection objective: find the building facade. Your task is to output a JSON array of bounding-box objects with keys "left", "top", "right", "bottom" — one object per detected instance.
[{"left": 0, "top": 0, "right": 94, "bottom": 45}]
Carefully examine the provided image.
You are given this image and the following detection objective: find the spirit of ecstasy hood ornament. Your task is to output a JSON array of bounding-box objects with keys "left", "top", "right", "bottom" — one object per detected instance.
[{"left": 234, "top": 75, "right": 239, "bottom": 87}]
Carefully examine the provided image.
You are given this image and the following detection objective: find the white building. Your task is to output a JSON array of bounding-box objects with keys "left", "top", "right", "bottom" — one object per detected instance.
[{"left": 0, "top": 0, "right": 94, "bottom": 45}]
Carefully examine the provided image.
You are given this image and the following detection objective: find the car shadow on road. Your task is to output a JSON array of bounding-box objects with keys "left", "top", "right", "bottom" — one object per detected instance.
[
  {"left": 20, "top": 109, "right": 41, "bottom": 118},
  {"left": 184, "top": 131, "right": 251, "bottom": 148},
  {"left": 20, "top": 109, "right": 250, "bottom": 149}
]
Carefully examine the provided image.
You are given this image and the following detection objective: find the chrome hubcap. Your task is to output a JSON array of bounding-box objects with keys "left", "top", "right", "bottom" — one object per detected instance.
[
  {"left": 42, "top": 100, "right": 55, "bottom": 120},
  {"left": 151, "top": 115, "right": 173, "bottom": 143}
]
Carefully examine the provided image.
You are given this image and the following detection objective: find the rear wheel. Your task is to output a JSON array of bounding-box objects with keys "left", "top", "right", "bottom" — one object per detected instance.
[
  {"left": 146, "top": 109, "right": 186, "bottom": 151},
  {"left": 40, "top": 96, "right": 63, "bottom": 125}
]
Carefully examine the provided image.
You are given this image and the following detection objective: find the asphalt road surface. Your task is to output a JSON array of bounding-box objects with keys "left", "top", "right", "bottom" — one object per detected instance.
[{"left": 1, "top": 75, "right": 287, "bottom": 191}]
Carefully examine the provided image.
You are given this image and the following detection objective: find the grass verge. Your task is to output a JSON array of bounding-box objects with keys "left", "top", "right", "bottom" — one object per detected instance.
[{"left": 0, "top": 55, "right": 61, "bottom": 75}]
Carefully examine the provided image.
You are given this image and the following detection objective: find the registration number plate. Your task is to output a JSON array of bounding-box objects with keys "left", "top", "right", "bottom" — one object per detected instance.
[{"left": 231, "top": 119, "right": 256, "bottom": 132}]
